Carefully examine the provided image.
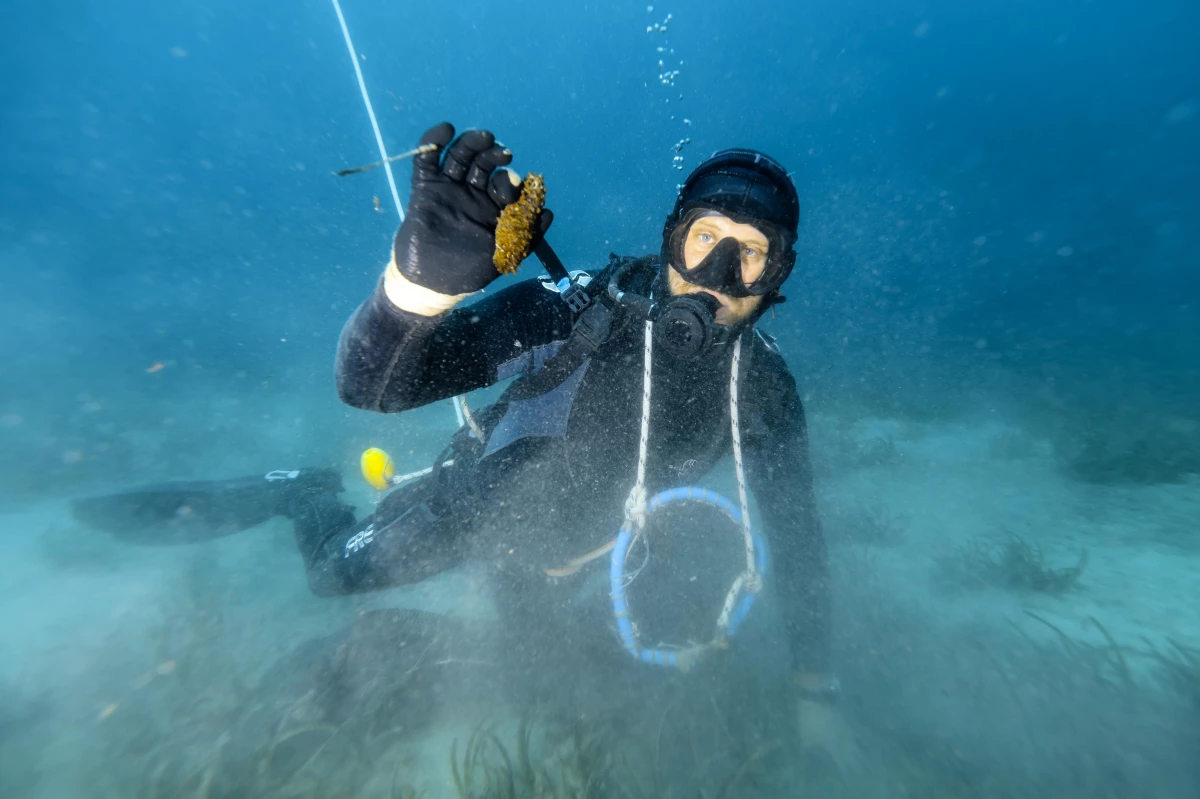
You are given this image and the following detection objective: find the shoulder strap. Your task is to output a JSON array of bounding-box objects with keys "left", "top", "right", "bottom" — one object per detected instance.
[
  {"left": 502, "top": 299, "right": 613, "bottom": 402},
  {"left": 500, "top": 254, "right": 628, "bottom": 403},
  {"left": 503, "top": 254, "right": 659, "bottom": 403}
]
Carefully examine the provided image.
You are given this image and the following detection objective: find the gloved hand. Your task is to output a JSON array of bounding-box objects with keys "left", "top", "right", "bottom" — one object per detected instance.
[{"left": 393, "top": 122, "right": 553, "bottom": 295}]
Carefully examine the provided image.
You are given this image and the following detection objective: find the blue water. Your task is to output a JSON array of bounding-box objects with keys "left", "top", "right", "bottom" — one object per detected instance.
[{"left": 1, "top": 0, "right": 1197, "bottom": 796}]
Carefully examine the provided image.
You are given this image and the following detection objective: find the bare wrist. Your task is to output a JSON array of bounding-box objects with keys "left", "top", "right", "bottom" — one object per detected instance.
[{"left": 383, "top": 258, "right": 471, "bottom": 316}]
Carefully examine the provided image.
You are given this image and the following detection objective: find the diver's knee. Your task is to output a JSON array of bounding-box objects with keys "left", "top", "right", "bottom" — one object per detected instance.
[{"left": 304, "top": 562, "right": 350, "bottom": 598}]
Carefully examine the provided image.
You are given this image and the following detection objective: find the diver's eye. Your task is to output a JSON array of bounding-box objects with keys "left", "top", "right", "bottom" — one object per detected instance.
[
  {"left": 743, "top": 247, "right": 764, "bottom": 260},
  {"left": 696, "top": 232, "right": 714, "bottom": 245}
]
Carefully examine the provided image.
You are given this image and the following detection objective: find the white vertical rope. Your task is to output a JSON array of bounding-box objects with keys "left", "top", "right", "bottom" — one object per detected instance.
[
  {"left": 617, "top": 328, "right": 762, "bottom": 651},
  {"left": 457, "top": 394, "right": 484, "bottom": 439},
  {"left": 330, "top": 0, "right": 404, "bottom": 220},
  {"left": 635, "top": 321, "right": 654, "bottom": 491},
  {"left": 623, "top": 320, "right": 655, "bottom": 532},
  {"left": 332, "top": 0, "right": 476, "bottom": 432},
  {"left": 626, "top": 326, "right": 756, "bottom": 584},
  {"left": 728, "top": 335, "right": 758, "bottom": 581}
]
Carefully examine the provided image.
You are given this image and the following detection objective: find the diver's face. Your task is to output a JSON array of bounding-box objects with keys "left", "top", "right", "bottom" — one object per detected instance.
[{"left": 668, "top": 213, "right": 769, "bottom": 325}]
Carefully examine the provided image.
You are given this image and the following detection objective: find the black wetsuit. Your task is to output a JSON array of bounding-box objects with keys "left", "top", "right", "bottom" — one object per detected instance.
[{"left": 299, "top": 255, "right": 830, "bottom": 675}]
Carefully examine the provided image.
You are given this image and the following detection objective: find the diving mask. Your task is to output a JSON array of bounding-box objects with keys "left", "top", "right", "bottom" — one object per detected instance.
[
  {"left": 662, "top": 147, "right": 800, "bottom": 298},
  {"left": 666, "top": 208, "right": 786, "bottom": 299}
]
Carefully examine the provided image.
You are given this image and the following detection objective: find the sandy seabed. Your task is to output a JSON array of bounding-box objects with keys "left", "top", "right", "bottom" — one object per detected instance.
[{"left": 2, "top": 405, "right": 1197, "bottom": 798}]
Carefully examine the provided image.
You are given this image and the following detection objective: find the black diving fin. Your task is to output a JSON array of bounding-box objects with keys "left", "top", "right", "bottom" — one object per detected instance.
[{"left": 70, "top": 468, "right": 344, "bottom": 545}]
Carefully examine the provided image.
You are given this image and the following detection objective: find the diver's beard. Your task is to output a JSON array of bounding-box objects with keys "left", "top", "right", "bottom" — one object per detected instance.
[{"left": 665, "top": 267, "right": 762, "bottom": 326}]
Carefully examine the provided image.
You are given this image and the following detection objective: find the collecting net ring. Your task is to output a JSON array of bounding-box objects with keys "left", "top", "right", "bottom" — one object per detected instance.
[{"left": 609, "top": 486, "right": 768, "bottom": 671}]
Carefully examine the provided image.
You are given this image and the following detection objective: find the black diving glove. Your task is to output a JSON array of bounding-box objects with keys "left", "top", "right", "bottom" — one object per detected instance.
[{"left": 393, "top": 122, "right": 554, "bottom": 295}]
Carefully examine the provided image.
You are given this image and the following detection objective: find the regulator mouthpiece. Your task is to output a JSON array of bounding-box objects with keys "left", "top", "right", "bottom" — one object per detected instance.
[{"left": 653, "top": 292, "right": 723, "bottom": 361}]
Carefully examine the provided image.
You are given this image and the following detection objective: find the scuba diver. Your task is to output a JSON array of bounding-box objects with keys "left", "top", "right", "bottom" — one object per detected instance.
[{"left": 72, "top": 122, "right": 861, "bottom": 770}]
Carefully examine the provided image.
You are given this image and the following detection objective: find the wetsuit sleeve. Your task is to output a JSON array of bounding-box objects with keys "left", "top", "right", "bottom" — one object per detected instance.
[
  {"left": 743, "top": 352, "right": 832, "bottom": 675},
  {"left": 336, "top": 277, "right": 574, "bottom": 413}
]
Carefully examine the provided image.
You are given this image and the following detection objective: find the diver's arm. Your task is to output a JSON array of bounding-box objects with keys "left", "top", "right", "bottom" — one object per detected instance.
[
  {"left": 336, "top": 268, "right": 573, "bottom": 413},
  {"left": 743, "top": 357, "right": 833, "bottom": 677},
  {"left": 335, "top": 120, "right": 560, "bottom": 414}
]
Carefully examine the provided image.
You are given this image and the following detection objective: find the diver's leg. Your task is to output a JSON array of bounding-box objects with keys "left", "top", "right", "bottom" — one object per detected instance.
[
  {"left": 284, "top": 491, "right": 361, "bottom": 596},
  {"left": 287, "top": 478, "right": 465, "bottom": 597},
  {"left": 71, "top": 467, "right": 345, "bottom": 544}
]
